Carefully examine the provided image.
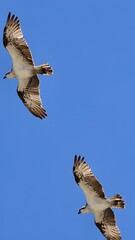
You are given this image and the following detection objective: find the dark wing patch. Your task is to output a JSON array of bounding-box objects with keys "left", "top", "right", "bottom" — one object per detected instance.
[
  {"left": 3, "top": 12, "right": 34, "bottom": 64},
  {"left": 73, "top": 155, "right": 85, "bottom": 184},
  {"left": 3, "top": 12, "right": 22, "bottom": 47},
  {"left": 73, "top": 155, "right": 105, "bottom": 198},
  {"left": 17, "top": 75, "right": 47, "bottom": 119},
  {"left": 13, "top": 38, "right": 34, "bottom": 64},
  {"left": 95, "top": 208, "right": 122, "bottom": 240}
]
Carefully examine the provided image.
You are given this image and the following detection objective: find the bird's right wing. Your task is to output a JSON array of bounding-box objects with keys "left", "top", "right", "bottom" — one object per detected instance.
[
  {"left": 3, "top": 12, "right": 34, "bottom": 65},
  {"left": 94, "top": 208, "right": 122, "bottom": 240},
  {"left": 17, "top": 75, "right": 47, "bottom": 119},
  {"left": 73, "top": 155, "right": 106, "bottom": 203}
]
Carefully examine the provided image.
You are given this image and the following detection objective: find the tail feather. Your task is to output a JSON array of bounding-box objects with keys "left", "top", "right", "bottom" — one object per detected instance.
[
  {"left": 109, "top": 194, "right": 125, "bottom": 209},
  {"left": 35, "top": 63, "right": 53, "bottom": 75}
]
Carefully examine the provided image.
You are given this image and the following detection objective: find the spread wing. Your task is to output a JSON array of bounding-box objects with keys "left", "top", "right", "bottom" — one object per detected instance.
[
  {"left": 3, "top": 12, "right": 34, "bottom": 65},
  {"left": 17, "top": 75, "right": 47, "bottom": 119},
  {"left": 73, "top": 155, "right": 106, "bottom": 202},
  {"left": 94, "top": 208, "right": 122, "bottom": 240}
]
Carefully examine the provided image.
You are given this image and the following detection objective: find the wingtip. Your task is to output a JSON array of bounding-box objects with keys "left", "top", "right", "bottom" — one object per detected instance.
[
  {"left": 32, "top": 108, "right": 47, "bottom": 119},
  {"left": 8, "top": 12, "right": 11, "bottom": 18},
  {"left": 6, "top": 12, "right": 19, "bottom": 23},
  {"left": 39, "top": 112, "right": 47, "bottom": 119},
  {"left": 7, "top": 12, "right": 11, "bottom": 22},
  {"left": 74, "top": 155, "right": 85, "bottom": 164},
  {"left": 5, "top": 12, "right": 13, "bottom": 26},
  {"left": 73, "top": 155, "right": 86, "bottom": 174}
]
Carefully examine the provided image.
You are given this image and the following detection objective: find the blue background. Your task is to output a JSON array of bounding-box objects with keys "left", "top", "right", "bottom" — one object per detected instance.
[{"left": 0, "top": 1, "right": 133, "bottom": 239}]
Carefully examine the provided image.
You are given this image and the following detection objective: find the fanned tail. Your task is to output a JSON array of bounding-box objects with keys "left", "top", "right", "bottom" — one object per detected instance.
[
  {"left": 35, "top": 63, "right": 53, "bottom": 75},
  {"left": 109, "top": 194, "right": 125, "bottom": 209}
]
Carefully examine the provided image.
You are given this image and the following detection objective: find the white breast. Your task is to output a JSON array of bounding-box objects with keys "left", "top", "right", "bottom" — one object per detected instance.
[
  {"left": 14, "top": 64, "right": 34, "bottom": 78},
  {"left": 14, "top": 63, "right": 35, "bottom": 91},
  {"left": 88, "top": 197, "right": 110, "bottom": 212},
  {"left": 7, "top": 44, "right": 34, "bottom": 81}
]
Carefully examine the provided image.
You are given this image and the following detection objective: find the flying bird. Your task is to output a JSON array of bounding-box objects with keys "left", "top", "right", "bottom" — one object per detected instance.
[
  {"left": 3, "top": 12, "right": 53, "bottom": 119},
  {"left": 73, "top": 155, "right": 125, "bottom": 240}
]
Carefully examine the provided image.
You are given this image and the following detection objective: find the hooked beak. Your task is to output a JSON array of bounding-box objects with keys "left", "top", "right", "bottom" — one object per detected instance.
[
  {"left": 3, "top": 76, "right": 6, "bottom": 79},
  {"left": 78, "top": 209, "right": 81, "bottom": 214}
]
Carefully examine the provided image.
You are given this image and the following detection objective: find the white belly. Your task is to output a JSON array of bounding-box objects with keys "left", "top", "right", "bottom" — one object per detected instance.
[
  {"left": 88, "top": 198, "right": 110, "bottom": 212},
  {"left": 14, "top": 63, "right": 34, "bottom": 79},
  {"left": 13, "top": 64, "right": 35, "bottom": 91},
  {"left": 7, "top": 44, "right": 35, "bottom": 91},
  {"left": 7, "top": 44, "right": 35, "bottom": 78}
]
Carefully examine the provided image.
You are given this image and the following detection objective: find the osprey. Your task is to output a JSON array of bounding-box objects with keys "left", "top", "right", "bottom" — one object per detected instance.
[
  {"left": 73, "top": 155, "right": 125, "bottom": 240},
  {"left": 3, "top": 12, "right": 53, "bottom": 119}
]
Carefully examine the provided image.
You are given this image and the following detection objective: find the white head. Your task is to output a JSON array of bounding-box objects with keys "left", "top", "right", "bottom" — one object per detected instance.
[
  {"left": 78, "top": 204, "right": 90, "bottom": 214},
  {"left": 3, "top": 70, "right": 15, "bottom": 79}
]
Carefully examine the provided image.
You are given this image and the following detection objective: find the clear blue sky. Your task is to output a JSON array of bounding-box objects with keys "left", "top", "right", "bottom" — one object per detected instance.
[{"left": 0, "top": 1, "right": 133, "bottom": 239}]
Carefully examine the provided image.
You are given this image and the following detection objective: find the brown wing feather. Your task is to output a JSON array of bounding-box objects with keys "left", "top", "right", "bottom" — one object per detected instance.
[
  {"left": 73, "top": 155, "right": 105, "bottom": 198},
  {"left": 3, "top": 12, "right": 34, "bottom": 64},
  {"left": 17, "top": 75, "right": 47, "bottom": 119},
  {"left": 95, "top": 208, "right": 122, "bottom": 240}
]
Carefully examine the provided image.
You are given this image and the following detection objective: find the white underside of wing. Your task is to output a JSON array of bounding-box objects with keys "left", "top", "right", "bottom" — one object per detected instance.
[
  {"left": 79, "top": 180, "right": 109, "bottom": 212},
  {"left": 17, "top": 77, "right": 29, "bottom": 92},
  {"left": 7, "top": 44, "right": 27, "bottom": 65},
  {"left": 7, "top": 44, "right": 35, "bottom": 91},
  {"left": 94, "top": 209, "right": 121, "bottom": 239},
  {"left": 94, "top": 210, "right": 105, "bottom": 223}
]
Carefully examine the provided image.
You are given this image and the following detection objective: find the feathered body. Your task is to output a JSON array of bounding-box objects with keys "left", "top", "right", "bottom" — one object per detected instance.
[
  {"left": 3, "top": 12, "right": 53, "bottom": 119},
  {"left": 73, "top": 155, "right": 125, "bottom": 240}
]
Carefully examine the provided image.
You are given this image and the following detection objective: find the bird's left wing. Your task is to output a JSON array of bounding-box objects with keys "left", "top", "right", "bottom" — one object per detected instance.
[
  {"left": 94, "top": 208, "right": 122, "bottom": 240},
  {"left": 17, "top": 75, "right": 47, "bottom": 119},
  {"left": 3, "top": 12, "right": 34, "bottom": 64},
  {"left": 73, "top": 155, "right": 106, "bottom": 201}
]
